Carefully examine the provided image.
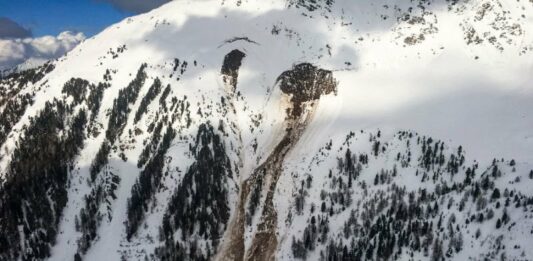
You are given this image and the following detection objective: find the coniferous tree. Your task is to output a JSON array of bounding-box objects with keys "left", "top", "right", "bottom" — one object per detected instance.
[{"left": 492, "top": 188, "right": 501, "bottom": 200}]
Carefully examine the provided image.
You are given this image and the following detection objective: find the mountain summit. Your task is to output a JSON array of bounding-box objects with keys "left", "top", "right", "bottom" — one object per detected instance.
[{"left": 0, "top": 0, "right": 532, "bottom": 260}]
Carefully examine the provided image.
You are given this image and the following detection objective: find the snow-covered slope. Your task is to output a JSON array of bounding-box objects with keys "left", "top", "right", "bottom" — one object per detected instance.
[{"left": 0, "top": 0, "right": 532, "bottom": 260}]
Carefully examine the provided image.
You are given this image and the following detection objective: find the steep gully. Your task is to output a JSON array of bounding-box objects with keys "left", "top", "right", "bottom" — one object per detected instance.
[{"left": 217, "top": 50, "right": 337, "bottom": 261}]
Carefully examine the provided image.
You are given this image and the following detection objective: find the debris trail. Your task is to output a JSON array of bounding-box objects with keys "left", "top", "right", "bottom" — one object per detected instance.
[{"left": 218, "top": 63, "right": 337, "bottom": 261}]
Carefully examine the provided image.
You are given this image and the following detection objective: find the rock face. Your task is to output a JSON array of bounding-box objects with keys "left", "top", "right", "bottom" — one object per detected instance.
[
  {"left": 221, "top": 50, "right": 246, "bottom": 92},
  {"left": 278, "top": 63, "right": 337, "bottom": 118},
  {"left": 0, "top": 0, "right": 533, "bottom": 261}
]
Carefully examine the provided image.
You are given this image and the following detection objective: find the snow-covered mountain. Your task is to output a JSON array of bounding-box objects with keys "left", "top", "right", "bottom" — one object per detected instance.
[{"left": 1, "top": 0, "right": 533, "bottom": 260}]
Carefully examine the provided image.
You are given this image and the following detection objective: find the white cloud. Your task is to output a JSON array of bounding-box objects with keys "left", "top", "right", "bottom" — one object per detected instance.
[{"left": 0, "top": 31, "right": 85, "bottom": 71}]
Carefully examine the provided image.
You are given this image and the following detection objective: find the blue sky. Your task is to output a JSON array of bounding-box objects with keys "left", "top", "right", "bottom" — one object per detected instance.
[
  {"left": 0, "top": 0, "right": 169, "bottom": 70},
  {"left": 0, "top": 0, "right": 132, "bottom": 37}
]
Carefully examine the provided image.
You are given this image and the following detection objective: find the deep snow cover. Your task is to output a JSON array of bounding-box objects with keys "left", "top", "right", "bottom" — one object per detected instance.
[{"left": 0, "top": 0, "right": 532, "bottom": 260}]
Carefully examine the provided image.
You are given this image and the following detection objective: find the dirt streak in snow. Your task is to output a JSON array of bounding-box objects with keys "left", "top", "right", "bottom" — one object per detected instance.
[{"left": 217, "top": 63, "right": 337, "bottom": 261}]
